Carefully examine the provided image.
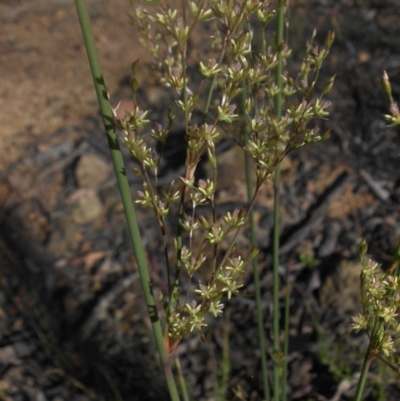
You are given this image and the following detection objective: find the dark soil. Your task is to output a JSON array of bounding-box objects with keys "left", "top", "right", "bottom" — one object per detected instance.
[{"left": 1, "top": 1, "right": 400, "bottom": 400}]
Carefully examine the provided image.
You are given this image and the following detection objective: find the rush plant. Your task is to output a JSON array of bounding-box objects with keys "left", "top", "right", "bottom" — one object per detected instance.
[
  {"left": 74, "top": 0, "right": 334, "bottom": 399},
  {"left": 122, "top": 0, "right": 334, "bottom": 354},
  {"left": 352, "top": 241, "right": 400, "bottom": 401},
  {"left": 352, "top": 73, "right": 400, "bottom": 401}
]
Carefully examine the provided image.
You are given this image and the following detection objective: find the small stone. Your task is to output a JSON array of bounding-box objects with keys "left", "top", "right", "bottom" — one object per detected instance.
[
  {"left": 48, "top": 218, "right": 83, "bottom": 256},
  {"left": 0, "top": 380, "right": 10, "bottom": 392},
  {"left": 0, "top": 345, "right": 18, "bottom": 365},
  {"left": 11, "top": 319, "right": 23, "bottom": 332},
  {"left": 35, "top": 391, "right": 47, "bottom": 401},
  {"left": 69, "top": 189, "right": 103, "bottom": 225},
  {"left": 10, "top": 201, "right": 51, "bottom": 243},
  {"left": 75, "top": 153, "right": 111, "bottom": 188},
  {"left": 0, "top": 342, "right": 34, "bottom": 366}
]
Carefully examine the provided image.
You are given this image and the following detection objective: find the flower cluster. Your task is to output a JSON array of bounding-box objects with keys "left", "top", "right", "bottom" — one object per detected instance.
[
  {"left": 166, "top": 248, "right": 258, "bottom": 353},
  {"left": 123, "top": 0, "right": 335, "bottom": 354},
  {"left": 353, "top": 241, "right": 400, "bottom": 363},
  {"left": 382, "top": 70, "right": 400, "bottom": 127}
]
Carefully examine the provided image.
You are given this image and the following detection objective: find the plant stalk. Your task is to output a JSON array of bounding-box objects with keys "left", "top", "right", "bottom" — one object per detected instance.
[
  {"left": 245, "top": 151, "right": 270, "bottom": 401},
  {"left": 74, "top": 1, "right": 180, "bottom": 399},
  {"left": 353, "top": 346, "right": 372, "bottom": 401},
  {"left": 272, "top": 1, "right": 286, "bottom": 400},
  {"left": 281, "top": 273, "right": 290, "bottom": 401}
]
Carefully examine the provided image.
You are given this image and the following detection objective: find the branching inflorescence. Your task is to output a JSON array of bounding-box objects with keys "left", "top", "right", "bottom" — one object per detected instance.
[
  {"left": 352, "top": 73, "right": 400, "bottom": 385},
  {"left": 112, "top": 0, "right": 334, "bottom": 355},
  {"left": 353, "top": 241, "right": 400, "bottom": 373}
]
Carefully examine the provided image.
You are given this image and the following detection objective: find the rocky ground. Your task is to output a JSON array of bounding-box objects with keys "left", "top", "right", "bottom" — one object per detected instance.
[{"left": 1, "top": 0, "right": 400, "bottom": 400}]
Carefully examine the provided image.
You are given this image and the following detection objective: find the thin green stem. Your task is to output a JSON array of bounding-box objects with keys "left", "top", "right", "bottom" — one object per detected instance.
[
  {"left": 168, "top": 1, "right": 189, "bottom": 330},
  {"left": 169, "top": 190, "right": 186, "bottom": 317},
  {"left": 240, "top": 70, "right": 270, "bottom": 399},
  {"left": 175, "top": 357, "right": 190, "bottom": 401},
  {"left": 74, "top": 1, "right": 179, "bottom": 400},
  {"left": 272, "top": 165, "right": 281, "bottom": 401},
  {"left": 281, "top": 273, "right": 290, "bottom": 401},
  {"left": 142, "top": 168, "right": 172, "bottom": 296},
  {"left": 218, "top": 188, "right": 259, "bottom": 270},
  {"left": 377, "top": 361, "right": 386, "bottom": 401},
  {"left": 215, "top": 312, "right": 232, "bottom": 401},
  {"left": 378, "top": 355, "right": 400, "bottom": 375},
  {"left": 202, "top": 39, "right": 228, "bottom": 124},
  {"left": 211, "top": 197, "right": 218, "bottom": 275},
  {"left": 202, "top": 0, "right": 248, "bottom": 125},
  {"left": 354, "top": 345, "right": 372, "bottom": 401},
  {"left": 163, "top": 233, "right": 172, "bottom": 297},
  {"left": 245, "top": 152, "right": 270, "bottom": 401},
  {"left": 272, "top": 1, "right": 286, "bottom": 400}
]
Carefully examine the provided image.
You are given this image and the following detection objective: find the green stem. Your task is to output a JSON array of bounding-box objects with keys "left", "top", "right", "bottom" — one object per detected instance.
[
  {"left": 272, "top": 164, "right": 281, "bottom": 401},
  {"left": 378, "top": 355, "right": 400, "bottom": 375},
  {"left": 245, "top": 152, "right": 270, "bottom": 401},
  {"left": 281, "top": 273, "right": 290, "bottom": 401},
  {"left": 216, "top": 312, "right": 232, "bottom": 401},
  {"left": 272, "top": 1, "right": 286, "bottom": 400},
  {"left": 175, "top": 357, "right": 190, "bottom": 401},
  {"left": 354, "top": 345, "right": 372, "bottom": 401},
  {"left": 201, "top": 0, "right": 248, "bottom": 124},
  {"left": 239, "top": 70, "right": 270, "bottom": 400},
  {"left": 74, "top": 1, "right": 179, "bottom": 400},
  {"left": 169, "top": 190, "right": 185, "bottom": 318}
]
